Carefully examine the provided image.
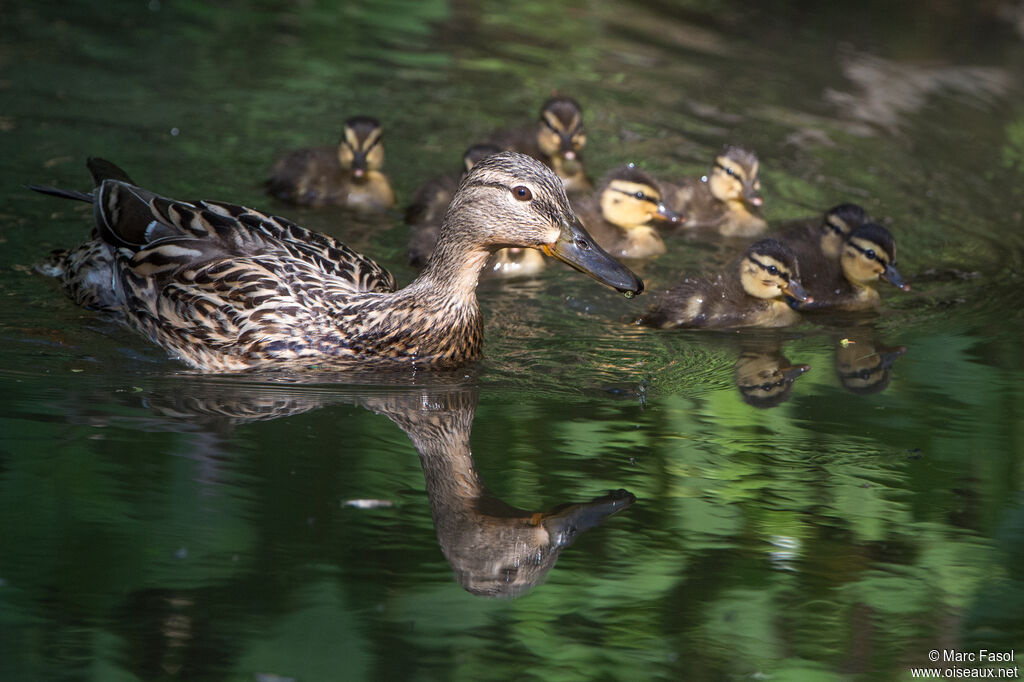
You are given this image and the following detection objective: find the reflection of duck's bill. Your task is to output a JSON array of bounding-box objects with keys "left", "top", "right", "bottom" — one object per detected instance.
[
  {"left": 780, "top": 364, "right": 812, "bottom": 382},
  {"left": 538, "top": 489, "right": 637, "bottom": 548},
  {"left": 882, "top": 263, "right": 911, "bottom": 291},
  {"left": 542, "top": 217, "right": 644, "bottom": 295},
  {"left": 782, "top": 280, "right": 812, "bottom": 303},
  {"left": 877, "top": 344, "right": 909, "bottom": 369}
]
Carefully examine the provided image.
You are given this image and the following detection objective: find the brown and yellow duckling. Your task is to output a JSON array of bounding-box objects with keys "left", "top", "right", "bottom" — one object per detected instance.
[
  {"left": 266, "top": 115, "right": 395, "bottom": 210},
  {"left": 665, "top": 145, "right": 766, "bottom": 237},
  {"left": 489, "top": 96, "right": 592, "bottom": 193},
  {"left": 735, "top": 347, "right": 811, "bottom": 408},
  {"left": 641, "top": 238, "right": 810, "bottom": 329},
  {"left": 574, "top": 165, "right": 681, "bottom": 260},
  {"left": 793, "top": 222, "right": 910, "bottom": 312},
  {"left": 406, "top": 144, "right": 545, "bottom": 277},
  {"left": 33, "top": 153, "right": 642, "bottom": 372}
]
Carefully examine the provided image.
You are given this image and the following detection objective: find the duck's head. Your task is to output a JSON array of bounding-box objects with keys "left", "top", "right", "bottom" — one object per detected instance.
[
  {"left": 735, "top": 351, "right": 810, "bottom": 408},
  {"left": 535, "top": 97, "right": 587, "bottom": 164},
  {"left": 447, "top": 152, "right": 643, "bottom": 295},
  {"left": 820, "top": 203, "right": 867, "bottom": 259},
  {"left": 462, "top": 144, "right": 502, "bottom": 174},
  {"left": 337, "top": 115, "right": 385, "bottom": 181},
  {"left": 706, "top": 146, "right": 763, "bottom": 209},
  {"left": 739, "top": 238, "right": 810, "bottom": 302},
  {"left": 840, "top": 223, "right": 910, "bottom": 290},
  {"left": 597, "top": 165, "right": 681, "bottom": 230}
]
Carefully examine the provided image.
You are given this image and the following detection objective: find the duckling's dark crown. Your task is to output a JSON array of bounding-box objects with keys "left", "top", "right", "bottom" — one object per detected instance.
[
  {"left": 848, "top": 222, "right": 896, "bottom": 257},
  {"left": 598, "top": 165, "right": 659, "bottom": 193},
  {"left": 746, "top": 238, "right": 798, "bottom": 269},
  {"left": 825, "top": 203, "right": 867, "bottom": 226},
  {"left": 462, "top": 144, "right": 502, "bottom": 168},
  {"left": 540, "top": 97, "right": 583, "bottom": 126},
  {"left": 343, "top": 115, "right": 382, "bottom": 137},
  {"left": 718, "top": 145, "right": 759, "bottom": 168}
]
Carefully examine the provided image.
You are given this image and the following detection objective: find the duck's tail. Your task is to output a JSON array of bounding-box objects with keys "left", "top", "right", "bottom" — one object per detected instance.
[
  {"left": 28, "top": 184, "right": 94, "bottom": 203},
  {"left": 29, "top": 157, "right": 137, "bottom": 204}
]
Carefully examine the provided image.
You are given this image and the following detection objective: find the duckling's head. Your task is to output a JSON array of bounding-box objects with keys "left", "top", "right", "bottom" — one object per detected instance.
[
  {"left": 535, "top": 97, "right": 587, "bottom": 162},
  {"left": 735, "top": 351, "right": 810, "bottom": 408},
  {"left": 444, "top": 152, "right": 642, "bottom": 295},
  {"left": 836, "top": 341, "right": 907, "bottom": 395},
  {"left": 739, "top": 239, "right": 810, "bottom": 302},
  {"left": 462, "top": 144, "right": 502, "bottom": 174},
  {"left": 707, "top": 146, "right": 762, "bottom": 209},
  {"left": 597, "top": 165, "right": 681, "bottom": 230},
  {"left": 840, "top": 223, "right": 910, "bottom": 290},
  {"left": 337, "top": 115, "right": 385, "bottom": 181},
  {"left": 820, "top": 203, "right": 867, "bottom": 259}
]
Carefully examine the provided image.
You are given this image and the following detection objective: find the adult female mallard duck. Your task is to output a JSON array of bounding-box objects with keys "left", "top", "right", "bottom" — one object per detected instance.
[
  {"left": 664, "top": 146, "right": 767, "bottom": 237},
  {"left": 793, "top": 222, "right": 910, "bottom": 312},
  {"left": 640, "top": 238, "right": 810, "bottom": 329},
  {"left": 406, "top": 144, "right": 545, "bottom": 277},
  {"left": 33, "top": 153, "right": 642, "bottom": 372},
  {"left": 489, "top": 96, "right": 592, "bottom": 193},
  {"left": 574, "top": 165, "right": 680, "bottom": 260},
  {"left": 265, "top": 115, "right": 396, "bottom": 210}
]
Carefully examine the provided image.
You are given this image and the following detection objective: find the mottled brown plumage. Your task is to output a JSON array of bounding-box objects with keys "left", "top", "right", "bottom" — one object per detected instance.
[
  {"left": 34, "top": 153, "right": 641, "bottom": 372},
  {"left": 266, "top": 115, "right": 395, "bottom": 210},
  {"left": 778, "top": 203, "right": 867, "bottom": 294},
  {"left": 641, "top": 238, "right": 809, "bottom": 329}
]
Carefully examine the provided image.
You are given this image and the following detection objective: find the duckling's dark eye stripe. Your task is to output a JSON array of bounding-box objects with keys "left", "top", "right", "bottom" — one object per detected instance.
[
  {"left": 847, "top": 241, "right": 887, "bottom": 264},
  {"left": 825, "top": 220, "right": 845, "bottom": 236},
  {"left": 739, "top": 377, "right": 789, "bottom": 394},
  {"left": 361, "top": 134, "right": 382, "bottom": 153},
  {"left": 840, "top": 365, "right": 883, "bottom": 381},
  {"left": 715, "top": 161, "right": 740, "bottom": 178},
  {"left": 611, "top": 188, "right": 658, "bottom": 205},
  {"left": 748, "top": 255, "right": 789, "bottom": 280}
]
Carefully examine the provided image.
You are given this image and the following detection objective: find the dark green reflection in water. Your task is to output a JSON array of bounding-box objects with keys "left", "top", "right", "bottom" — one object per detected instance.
[{"left": 2, "top": 0, "right": 1023, "bottom": 680}]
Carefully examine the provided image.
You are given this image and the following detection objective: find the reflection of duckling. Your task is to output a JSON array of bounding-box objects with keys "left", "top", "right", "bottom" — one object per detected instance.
[
  {"left": 368, "top": 387, "right": 636, "bottom": 598},
  {"left": 574, "top": 165, "right": 680, "bottom": 259},
  {"left": 835, "top": 337, "right": 907, "bottom": 394},
  {"left": 33, "top": 153, "right": 642, "bottom": 371},
  {"left": 795, "top": 223, "right": 910, "bottom": 312},
  {"left": 266, "top": 115, "right": 396, "bottom": 210},
  {"left": 664, "top": 146, "right": 766, "bottom": 237},
  {"left": 641, "top": 238, "right": 810, "bottom": 329},
  {"left": 490, "top": 96, "right": 592, "bottom": 193},
  {"left": 406, "top": 144, "right": 546, "bottom": 277},
  {"left": 735, "top": 350, "right": 810, "bottom": 408}
]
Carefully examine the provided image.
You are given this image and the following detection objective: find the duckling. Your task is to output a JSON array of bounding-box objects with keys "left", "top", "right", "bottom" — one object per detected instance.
[
  {"left": 781, "top": 203, "right": 867, "bottom": 262},
  {"left": 574, "top": 165, "right": 680, "bottom": 260},
  {"left": 835, "top": 336, "right": 907, "bottom": 395},
  {"left": 32, "top": 153, "right": 641, "bottom": 372},
  {"left": 406, "top": 144, "right": 546, "bottom": 277},
  {"left": 734, "top": 348, "right": 810, "bottom": 408},
  {"left": 641, "top": 238, "right": 810, "bottom": 329},
  {"left": 794, "top": 222, "right": 910, "bottom": 312},
  {"left": 664, "top": 146, "right": 767, "bottom": 237},
  {"left": 265, "top": 115, "right": 395, "bottom": 210},
  {"left": 489, "top": 96, "right": 592, "bottom": 193}
]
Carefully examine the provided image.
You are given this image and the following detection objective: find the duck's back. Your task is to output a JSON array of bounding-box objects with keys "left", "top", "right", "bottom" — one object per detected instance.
[{"left": 266, "top": 146, "right": 345, "bottom": 206}]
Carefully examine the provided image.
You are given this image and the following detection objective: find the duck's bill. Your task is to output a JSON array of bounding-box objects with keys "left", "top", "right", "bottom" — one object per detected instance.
[
  {"left": 542, "top": 217, "right": 644, "bottom": 295},
  {"left": 654, "top": 202, "right": 683, "bottom": 224},
  {"left": 540, "top": 489, "right": 636, "bottom": 548},
  {"left": 882, "top": 263, "right": 911, "bottom": 291},
  {"left": 780, "top": 364, "right": 812, "bottom": 382},
  {"left": 782, "top": 280, "right": 811, "bottom": 303},
  {"left": 743, "top": 187, "right": 764, "bottom": 208}
]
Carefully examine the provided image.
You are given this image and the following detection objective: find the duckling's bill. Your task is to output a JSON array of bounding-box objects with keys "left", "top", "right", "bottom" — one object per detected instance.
[
  {"left": 783, "top": 279, "right": 811, "bottom": 303},
  {"left": 541, "top": 216, "right": 644, "bottom": 296},
  {"left": 882, "top": 263, "right": 911, "bottom": 291}
]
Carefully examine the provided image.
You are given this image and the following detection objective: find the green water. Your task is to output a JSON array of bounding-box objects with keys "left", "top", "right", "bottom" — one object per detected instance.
[{"left": 2, "top": 1, "right": 1023, "bottom": 680}]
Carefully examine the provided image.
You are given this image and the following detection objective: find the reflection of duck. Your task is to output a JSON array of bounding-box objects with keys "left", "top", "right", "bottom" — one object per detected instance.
[
  {"left": 33, "top": 153, "right": 641, "bottom": 372},
  {"left": 265, "top": 115, "right": 396, "bottom": 210},
  {"left": 794, "top": 222, "right": 910, "bottom": 312},
  {"left": 664, "top": 146, "right": 766, "bottom": 237},
  {"left": 835, "top": 335, "right": 907, "bottom": 394},
  {"left": 406, "top": 144, "right": 545, "bottom": 277},
  {"left": 734, "top": 347, "right": 810, "bottom": 408},
  {"left": 641, "top": 238, "right": 810, "bottom": 329},
  {"left": 574, "top": 165, "right": 680, "bottom": 260},
  {"left": 489, "top": 96, "right": 592, "bottom": 193},
  {"left": 365, "top": 387, "right": 635, "bottom": 598}
]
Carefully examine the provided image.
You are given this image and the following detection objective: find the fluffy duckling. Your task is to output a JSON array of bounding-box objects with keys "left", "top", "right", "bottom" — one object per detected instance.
[
  {"left": 794, "top": 222, "right": 910, "bottom": 312},
  {"left": 489, "top": 96, "right": 592, "bottom": 193},
  {"left": 266, "top": 115, "right": 396, "bottom": 210},
  {"left": 33, "top": 153, "right": 642, "bottom": 372},
  {"left": 665, "top": 146, "right": 766, "bottom": 237},
  {"left": 735, "top": 348, "right": 810, "bottom": 408},
  {"left": 641, "top": 238, "right": 810, "bottom": 329},
  {"left": 574, "top": 165, "right": 680, "bottom": 260},
  {"left": 406, "top": 144, "right": 546, "bottom": 277}
]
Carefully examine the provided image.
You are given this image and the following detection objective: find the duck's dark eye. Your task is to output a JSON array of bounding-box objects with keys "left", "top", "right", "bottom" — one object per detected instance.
[
  {"left": 634, "top": 191, "right": 646, "bottom": 200},
  {"left": 865, "top": 249, "right": 876, "bottom": 260},
  {"left": 767, "top": 265, "right": 779, "bottom": 276},
  {"left": 513, "top": 186, "right": 533, "bottom": 201}
]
